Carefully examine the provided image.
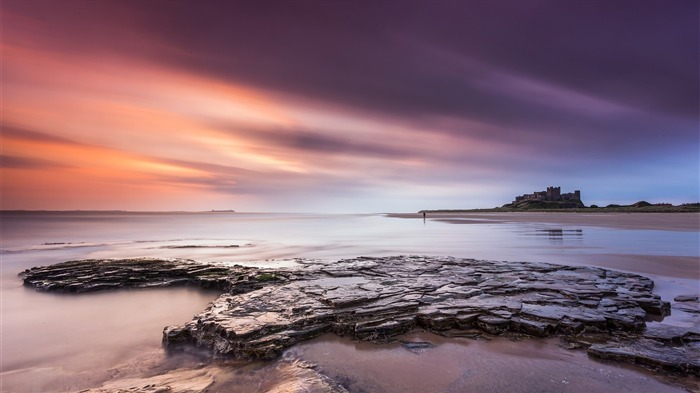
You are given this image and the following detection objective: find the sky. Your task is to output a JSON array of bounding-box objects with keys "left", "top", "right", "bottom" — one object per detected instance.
[{"left": 2, "top": 0, "right": 698, "bottom": 212}]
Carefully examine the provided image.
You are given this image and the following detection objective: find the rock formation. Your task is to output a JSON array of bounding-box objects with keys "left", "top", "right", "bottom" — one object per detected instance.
[{"left": 20, "top": 256, "right": 699, "bottom": 376}]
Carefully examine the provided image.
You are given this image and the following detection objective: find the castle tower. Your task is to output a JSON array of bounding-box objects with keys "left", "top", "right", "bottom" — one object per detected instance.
[
  {"left": 574, "top": 190, "right": 581, "bottom": 200},
  {"left": 547, "top": 186, "right": 561, "bottom": 201}
]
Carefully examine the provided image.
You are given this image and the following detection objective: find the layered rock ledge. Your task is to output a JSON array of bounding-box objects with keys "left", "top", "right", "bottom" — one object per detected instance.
[{"left": 20, "top": 256, "right": 699, "bottom": 376}]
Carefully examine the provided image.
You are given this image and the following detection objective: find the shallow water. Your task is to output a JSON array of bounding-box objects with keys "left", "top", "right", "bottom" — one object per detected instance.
[
  {"left": 1, "top": 211, "right": 698, "bottom": 392},
  {"left": 289, "top": 333, "right": 694, "bottom": 393},
  {"left": 1, "top": 285, "right": 219, "bottom": 392}
]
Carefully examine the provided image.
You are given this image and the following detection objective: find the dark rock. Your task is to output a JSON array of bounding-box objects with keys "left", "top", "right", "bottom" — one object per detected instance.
[
  {"left": 642, "top": 324, "right": 700, "bottom": 345},
  {"left": 355, "top": 317, "right": 415, "bottom": 340},
  {"left": 510, "top": 317, "right": 553, "bottom": 337},
  {"left": 20, "top": 256, "right": 698, "bottom": 375},
  {"left": 454, "top": 313, "right": 480, "bottom": 328},
  {"left": 588, "top": 339, "right": 700, "bottom": 376},
  {"left": 673, "top": 294, "right": 699, "bottom": 302},
  {"left": 672, "top": 301, "right": 700, "bottom": 314},
  {"left": 18, "top": 258, "right": 254, "bottom": 293},
  {"left": 400, "top": 340, "right": 435, "bottom": 354},
  {"left": 476, "top": 315, "right": 511, "bottom": 334}
]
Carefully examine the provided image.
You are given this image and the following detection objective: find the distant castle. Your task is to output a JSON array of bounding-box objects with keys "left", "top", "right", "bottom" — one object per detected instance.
[{"left": 513, "top": 186, "right": 581, "bottom": 204}]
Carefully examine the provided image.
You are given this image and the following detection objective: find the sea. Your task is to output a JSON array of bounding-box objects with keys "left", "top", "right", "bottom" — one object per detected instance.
[{"left": 1, "top": 211, "right": 698, "bottom": 393}]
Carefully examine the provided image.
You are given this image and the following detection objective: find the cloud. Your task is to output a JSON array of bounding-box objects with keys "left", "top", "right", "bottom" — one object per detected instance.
[
  {"left": 1, "top": 154, "right": 70, "bottom": 169},
  {"left": 2, "top": 0, "right": 697, "bottom": 211},
  {"left": 213, "top": 124, "right": 412, "bottom": 160},
  {"left": 2, "top": 124, "right": 83, "bottom": 145}
]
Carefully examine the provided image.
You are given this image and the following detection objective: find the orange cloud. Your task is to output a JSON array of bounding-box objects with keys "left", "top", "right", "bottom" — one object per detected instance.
[{"left": 2, "top": 10, "right": 516, "bottom": 211}]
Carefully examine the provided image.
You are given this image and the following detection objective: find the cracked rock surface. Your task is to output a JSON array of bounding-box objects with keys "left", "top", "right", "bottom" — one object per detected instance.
[{"left": 20, "top": 256, "right": 698, "bottom": 376}]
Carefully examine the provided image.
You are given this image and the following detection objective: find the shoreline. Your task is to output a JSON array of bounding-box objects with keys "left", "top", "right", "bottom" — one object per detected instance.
[
  {"left": 416, "top": 203, "right": 700, "bottom": 214},
  {"left": 387, "top": 212, "right": 700, "bottom": 231}
]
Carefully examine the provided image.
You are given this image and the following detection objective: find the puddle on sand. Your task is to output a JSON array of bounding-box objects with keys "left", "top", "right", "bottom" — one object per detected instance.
[{"left": 283, "top": 332, "right": 696, "bottom": 393}]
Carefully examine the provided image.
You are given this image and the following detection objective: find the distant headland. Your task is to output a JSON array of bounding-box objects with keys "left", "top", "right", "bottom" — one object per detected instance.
[{"left": 421, "top": 186, "right": 700, "bottom": 213}]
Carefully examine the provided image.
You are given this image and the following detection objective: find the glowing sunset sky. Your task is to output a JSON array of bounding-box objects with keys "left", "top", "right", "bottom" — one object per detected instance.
[{"left": 2, "top": 1, "right": 698, "bottom": 212}]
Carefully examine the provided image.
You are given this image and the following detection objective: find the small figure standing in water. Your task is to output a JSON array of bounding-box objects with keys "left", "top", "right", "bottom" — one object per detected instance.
[{"left": 422, "top": 211, "right": 426, "bottom": 219}]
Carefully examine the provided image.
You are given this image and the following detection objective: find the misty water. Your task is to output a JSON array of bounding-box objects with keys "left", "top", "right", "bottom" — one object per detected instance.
[{"left": 1, "top": 212, "right": 698, "bottom": 392}]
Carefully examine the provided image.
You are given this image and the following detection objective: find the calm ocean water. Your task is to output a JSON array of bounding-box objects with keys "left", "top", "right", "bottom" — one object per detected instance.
[{"left": 1, "top": 212, "right": 698, "bottom": 392}]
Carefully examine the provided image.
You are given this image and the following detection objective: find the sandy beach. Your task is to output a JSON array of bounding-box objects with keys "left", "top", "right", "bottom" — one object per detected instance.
[{"left": 389, "top": 212, "right": 700, "bottom": 232}]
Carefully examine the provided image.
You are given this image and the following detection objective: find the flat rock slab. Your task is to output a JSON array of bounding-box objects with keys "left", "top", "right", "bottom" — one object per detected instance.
[
  {"left": 589, "top": 339, "right": 700, "bottom": 375},
  {"left": 20, "top": 258, "right": 273, "bottom": 293},
  {"left": 20, "top": 256, "right": 697, "bottom": 376}
]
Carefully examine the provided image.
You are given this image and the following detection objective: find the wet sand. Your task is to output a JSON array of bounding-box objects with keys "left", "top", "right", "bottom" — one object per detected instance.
[
  {"left": 289, "top": 332, "right": 697, "bottom": 393},
  {"left": 0, "top": 287, "right": 220, "bottom": 393},
  {"left": 388, "top": 212, "right": 700, "bottom": 231},
  {"left": 50, "top": 331, "right": 698, "bottom": 393},
  {"left": 554, "top": 253, "right": 699, "bottom": 280}
]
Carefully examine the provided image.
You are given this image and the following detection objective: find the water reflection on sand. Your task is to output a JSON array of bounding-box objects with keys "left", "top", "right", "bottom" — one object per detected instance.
[
  {"left": 1, "top": 286, "right": 219, "bottom": 392},
  {"left": 289, "top": 332, "right": 696, "bottom": 393}
]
